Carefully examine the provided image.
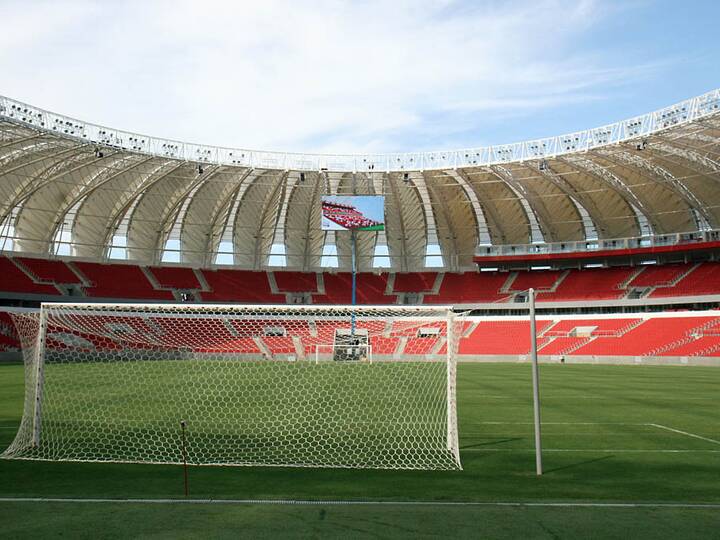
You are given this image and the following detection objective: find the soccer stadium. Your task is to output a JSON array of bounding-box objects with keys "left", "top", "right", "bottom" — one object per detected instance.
[{"left": 1, "top": 3, "right": 719, "bottom": 538}]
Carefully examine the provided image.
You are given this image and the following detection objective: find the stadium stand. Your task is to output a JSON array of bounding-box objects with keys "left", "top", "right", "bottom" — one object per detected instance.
[
  {"left": 506, "top": 270, "right": 565, "bottom": 292},
  {"left": 0, "top": 311, "right": 21, "bottom": 350},
  {"left": 2, "top": 307, "right": 720, "bottom": 358},
  {"left": 392, "top": 273, "right": 438, "bottom": 293},
  {"left": 200, "top": 269, "right": 285, "bottom": 303},
  {"left": 424, "top": 272, "right": 510, "bottom": 303},
  {"left": 16, "top": 257, "right": 83, "bottom": 285},
  {"left": 536, "top": 267, "right": 638, "bottom": 301},
  {"left": 273, "top": 271, "right": 319, "bottom": 293},
  {"left": 74, "top": 262, "right": 174, "bottom": 300},
  {"left": 0, "top": 257, "right": 60, "bottom": 295},
  {"left": 316, "top": 273, "right": 391, "bottom": 304},
  {"left": 570, "top": 317, "right": 717, "bottom": 356},
  {"left": 458, "top": 320, "right": 554, "bottom": 355},
  {"left": 1, "top": 254, "right": 719, "bottom": 304},
  {"left": 626, "top": 264, "right": 692, "bottom": 288},
  {"left": 147, "top": 266, "right": 204, "bottom": 290},
  {"left": 650, "top": 263, "right": 720, "bottom": 298}
]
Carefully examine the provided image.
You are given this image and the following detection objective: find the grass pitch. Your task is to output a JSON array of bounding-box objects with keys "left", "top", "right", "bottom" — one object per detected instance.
[
  {"left": 1, "top": 362, "right": 719, "bottom": 538},
  {"left": 9, "top": 360, "right": 454, "bottom": 469}
]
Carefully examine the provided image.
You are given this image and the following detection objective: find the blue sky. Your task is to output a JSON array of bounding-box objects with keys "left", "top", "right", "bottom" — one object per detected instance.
[{"left": 1, "top": 0, "right": 718, "bottom": 154}]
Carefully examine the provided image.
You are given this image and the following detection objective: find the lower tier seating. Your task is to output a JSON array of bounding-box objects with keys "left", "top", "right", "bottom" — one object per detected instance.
[{"left": 2, "top": 309, "right": 720, "bottom": 357}]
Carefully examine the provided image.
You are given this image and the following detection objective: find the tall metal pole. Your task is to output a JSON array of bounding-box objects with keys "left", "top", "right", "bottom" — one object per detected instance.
[
  {"left": 350, "top": 229, "right": 357, "bottom": 335},
  {"left": 529, "top": 288, "right": 543, "bottom": 475}
]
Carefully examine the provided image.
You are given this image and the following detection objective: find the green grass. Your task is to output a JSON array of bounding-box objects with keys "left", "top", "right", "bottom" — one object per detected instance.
[{"left": 1, "top": 362, "right": 719, "bottom": 538}]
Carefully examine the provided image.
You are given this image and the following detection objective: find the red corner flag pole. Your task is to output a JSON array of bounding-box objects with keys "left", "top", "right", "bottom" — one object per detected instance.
[{"left": 529, "top": 288, "right": 543, "bottom": 476}]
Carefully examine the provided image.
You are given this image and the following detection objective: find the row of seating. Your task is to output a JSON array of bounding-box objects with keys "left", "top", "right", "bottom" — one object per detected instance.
[
  {"left": 1, "top": 255, "right": 719, "bottom": 304},
  {"left": 3, "top": 310, "right": 719, "bottom": 358}
]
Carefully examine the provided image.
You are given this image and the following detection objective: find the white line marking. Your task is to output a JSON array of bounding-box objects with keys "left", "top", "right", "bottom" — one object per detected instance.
[
  {"left": 0, "top": 497, "right": 718, "bottom": 508},
  {"left": 461, "top": 448, "right": 720, "bottom": 453},
  {"left": 648, "top": 424, "right": 720, "bottom": 446},
  {"left": 472, "top": 396, "right": 716, "bottom": 400},
  {"left": 471, "top": 422, "right": 646, "bottom": 426}
]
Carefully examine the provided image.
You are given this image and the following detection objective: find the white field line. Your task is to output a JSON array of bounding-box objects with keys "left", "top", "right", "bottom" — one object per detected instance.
[
  {"left": 472, "top": 422, "right": 645, "bottom": 425},
  {"left": 461, "top": 448, "right": 720, "bottom": 453},
  {"left": 471, "top": 396, "right": 717, "bottom": 400},
  {"left": 0, "top": 497, "right": 719, "bottom": 509},
  {"left": 648, "top": 424, "right": 720, "bottom": 446}
]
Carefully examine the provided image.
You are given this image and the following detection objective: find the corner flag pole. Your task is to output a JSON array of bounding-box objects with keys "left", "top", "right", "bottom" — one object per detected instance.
[{"left": 529, "top": 288, "right": 543, "bottom": 475}]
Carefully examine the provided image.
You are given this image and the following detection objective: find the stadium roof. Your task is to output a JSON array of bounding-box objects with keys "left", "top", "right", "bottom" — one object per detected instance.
[{"left": 0, "top": 89, "right": 719, "bottom": 272}]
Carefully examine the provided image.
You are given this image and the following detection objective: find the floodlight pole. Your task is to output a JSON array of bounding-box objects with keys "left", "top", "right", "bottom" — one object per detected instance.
[{"left": 529, "top": 288, "right": 543, "bottom": 476}]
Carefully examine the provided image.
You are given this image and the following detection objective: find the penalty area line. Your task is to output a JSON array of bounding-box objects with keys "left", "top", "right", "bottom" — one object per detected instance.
[
  {"left": 648, "top": 424, "right": 720, "bottom": 446},
  {"left": 0, "top": 497, "right": 719, "bottom": 509}
]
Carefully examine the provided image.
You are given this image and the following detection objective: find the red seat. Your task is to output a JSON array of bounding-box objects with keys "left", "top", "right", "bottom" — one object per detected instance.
[
  {"left": 200, "top": 270, "right": 284, "bottom": 303},
  {"left": 17, "top": 257, "right": 81, "bottom": 284},
  {"left": 651, "top": 263, "right": 720, "bottom": 298},
  {"left": 74, "top": 262, "right": 173, "bottom": 300},
  {"left": 148, "top": 266, "right": 203, "bottom": 290},
  {"left": 0, "top": 257, "right": 59, "bottom": 295},
  {"left": 425, "top": 272, "right": 510, "bottom": 303}
]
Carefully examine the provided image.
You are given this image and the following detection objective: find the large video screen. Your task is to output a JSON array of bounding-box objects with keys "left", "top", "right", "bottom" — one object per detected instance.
[{"left": 321, "top": 195, "right": 385, "bottom": 231}]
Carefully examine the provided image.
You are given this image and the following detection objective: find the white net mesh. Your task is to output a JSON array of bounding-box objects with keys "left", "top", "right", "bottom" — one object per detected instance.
[{"left": 3, "top": 303, "right": 463, "bottom": 470}]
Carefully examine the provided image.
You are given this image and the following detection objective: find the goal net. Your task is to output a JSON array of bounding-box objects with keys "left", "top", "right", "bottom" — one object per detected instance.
[{"left": 3, "top": 303, "right": 463, "bottom": 470}]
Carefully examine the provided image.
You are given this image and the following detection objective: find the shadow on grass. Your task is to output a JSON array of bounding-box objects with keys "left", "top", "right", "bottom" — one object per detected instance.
[
  {"left": 544, "top": 454, "right": 615, "bottom": 474},
  {"left": 460, "top": 438, "right": 523, "bottom": 450}
]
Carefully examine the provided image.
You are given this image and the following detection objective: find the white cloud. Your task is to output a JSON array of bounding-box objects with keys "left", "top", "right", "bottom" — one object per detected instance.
[{"left": 0, "top": 0, "right": 665, "bottom": 153}]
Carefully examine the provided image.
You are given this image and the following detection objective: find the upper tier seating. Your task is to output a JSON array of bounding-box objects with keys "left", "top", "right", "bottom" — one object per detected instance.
[
  {"left": 315, "top": 273, "right": 391, "bottom": 304},
  {"left": 273, "top": 272, "right": 319, "bottom": 293},
  {"left": 627, "top": 264, "right": 689, "bottom": 288},
  {"left": 1, "top": 255, "right": 719, "bottom": 304},
  {"left": 537, "top": 267, "right": 637, "bottom": 301},
  {"left": 392, "top": 273, "right": 438, "bottom": 292},
  {"left": 148, "top": 266, "right": 203, "bottom": 290},
  {"left": 17, "top": 257, "right": 82, "bottom": 284},
  {"left": 200, "top": 270, "right": 284, "bottom": 303},
  {"left": 508, "top": 270, "right": 565, "bottom": 292},
  {"left": 0, "top": 258, "right": 60, "bottom": 295},
  {"left": 650, "top": 263, "right": 720, "bottom": 298},
  {"left": 74, "top": 262, "right": 174, "bottom": 300},
  {"left": 424, "top": 272, "right": 510, "bottom": 303}
]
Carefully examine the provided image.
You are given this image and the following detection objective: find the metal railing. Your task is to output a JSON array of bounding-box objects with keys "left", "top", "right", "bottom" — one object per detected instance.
[
  {"left": 475, "top": 230, "right": 720, "bottom": 258},
  {"left": 1, "top": 88, "right": 718, "bottom": 172}
]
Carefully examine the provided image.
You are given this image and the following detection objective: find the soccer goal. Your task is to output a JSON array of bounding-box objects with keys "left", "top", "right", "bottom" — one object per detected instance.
[{"left": 3, "top": 303, "right": 463, "bottom": 470}]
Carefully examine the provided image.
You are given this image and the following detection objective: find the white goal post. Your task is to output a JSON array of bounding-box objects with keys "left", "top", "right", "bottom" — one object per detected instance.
[{"left": 2, "top": 303, "right": 463, "bottom": 471}]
